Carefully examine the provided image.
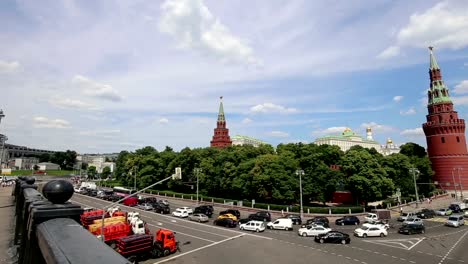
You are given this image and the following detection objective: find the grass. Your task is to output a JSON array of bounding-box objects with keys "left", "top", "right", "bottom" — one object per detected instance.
[{"left": 2, "top": 170, "right": 75, "bottom": 176}]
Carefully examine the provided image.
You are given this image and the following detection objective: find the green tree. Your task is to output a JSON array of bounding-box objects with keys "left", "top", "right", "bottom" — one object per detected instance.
[
  {"left": 400, "top": 142, "right": 427, "bottom": 158},
  {"left": 88, "top": 166, "right": 97, "bottom": 179},
  {"left": 101, "top": 166, "right": 111, "bottom": 179}
]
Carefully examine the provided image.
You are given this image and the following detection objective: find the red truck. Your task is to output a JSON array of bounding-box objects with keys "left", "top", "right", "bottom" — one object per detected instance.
[
  {"left": 116, "top": 229, "right": 179, "bottom": 263},
  {"left": 122, "top": 197, "right": 139, "bottom": 207}
]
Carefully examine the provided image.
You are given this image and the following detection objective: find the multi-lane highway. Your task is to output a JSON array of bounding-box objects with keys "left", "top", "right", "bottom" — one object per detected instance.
[{"left": 71, "top": 193, "right": 468, "bottom": 264}]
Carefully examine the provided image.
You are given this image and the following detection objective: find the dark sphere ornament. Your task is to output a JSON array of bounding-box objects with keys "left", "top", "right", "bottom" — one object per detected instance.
[
  {"left": 42, "top": 180, "right": 74, "bottom": 204},
  {"left": 25, "top": 176, "right": 36, "bottom": 185}
]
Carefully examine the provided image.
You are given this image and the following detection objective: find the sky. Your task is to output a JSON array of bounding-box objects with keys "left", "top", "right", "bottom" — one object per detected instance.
[{"left": 1, "top": 0, "right": 468, "bottom": 154}]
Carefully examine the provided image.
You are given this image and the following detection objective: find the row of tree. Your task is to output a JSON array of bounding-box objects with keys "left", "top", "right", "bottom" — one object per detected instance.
[
  {"left": 36, "top": 150, "right": 78, "bottom": 170},
  {"left": 114, "top": 142, "right": 435, "bottom": 205}
]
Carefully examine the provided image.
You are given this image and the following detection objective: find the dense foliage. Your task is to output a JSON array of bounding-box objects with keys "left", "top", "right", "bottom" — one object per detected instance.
[
  {"left": 37, "top": 150, "right": 77, "bottom": 170},
  {"left": 115, "top": 142, "right": 434, "bottom": 205}
]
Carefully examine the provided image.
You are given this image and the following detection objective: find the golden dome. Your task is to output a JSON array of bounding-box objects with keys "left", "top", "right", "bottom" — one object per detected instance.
[
  {"left": 366, "top": 127, "right": 372, "bottom": 132},
  {"left": 344, "top": 127, "right": 352, "bottom": 132},
  {"left": 387, "top": 138, "right": 393, "bottom": 144}
]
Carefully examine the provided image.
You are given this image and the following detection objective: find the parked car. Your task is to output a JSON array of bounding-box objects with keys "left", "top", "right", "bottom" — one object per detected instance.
[
  {"left": 297, "top": 225, "right": 331, "bottom": 237},
  {"left": 303, "top": 217, "right": 330, "bottom": 228},
  {"left": 449, "top": 203, "right": 466, "bottom": 213},
  {"left": 285, "top": 214, "right": 302, "bottom": 225},
  {"left": 219, "top": 209, "right": 241, "bottom": 220},
  {"left": 314, "top": 231, "right": 350, "bottom": 244},
  {"left": 218, "top": 213, "right": 238, "bottom": 221},
  {"left": 354, "top": 226, "right": 387, "bottom": 238},
  {"left": 189, "top": 213, "right": 209, "bottom": 223},
  {"left": 267, "top": 218, "right": 293, "bottom": 231},
  {"left": 194, "top": 205, "right": 213, "bottom": 217},
  {"left": 172, "top": 208, "right": 191, "bottom": 218},
  {"left": 248, "top": 211, "right": 271, "bottom": 222},
  {"left": 214, "top": 218, "right": 237, "bottom": 228},
  {"left": 436, "top": 208, "right": 452, "bottom": 216},
  {"left": 362, "top": 221, "right": 389, "bottom": 230},
  {"left": 398, "top": 212, "right": 416, "bottom": 222},
  {"left": 179, "top": 207, "right": 193, "bottom": 214},
  {"left": 137, "top": 203, "right": 153, "bottom": 211},
  {"left": 152, "top": 201, "right": 170, "bottom": 214},
  {"left": 239, "top": 220, "right": 266, "bottom": 232},
  {"left": 403, "top": 217, "right": 423, "bottom": 226},
  {"left": 398, "top": 224, "right": 425, "bottom": 235},
  {"left": 417, "top": 209, "right": 436, "bottom": 219},
  {"left": 238, "top": 218, "right": 252, "bottom": 224},
  {"left": 445, "top": 215, "right": 465, "bottom": 228},
  {"left": 335, "top": 216, "right": 360, "bottom": 226}
]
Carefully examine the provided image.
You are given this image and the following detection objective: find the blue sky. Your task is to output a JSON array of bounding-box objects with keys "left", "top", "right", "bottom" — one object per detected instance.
[{"left": 1, "top": 0, "right": 468, "bottom": 153}]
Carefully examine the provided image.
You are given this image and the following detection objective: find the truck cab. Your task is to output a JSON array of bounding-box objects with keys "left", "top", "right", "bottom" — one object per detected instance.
[{"left": 154, "top": 229, "right": 178, "bottom": 256}]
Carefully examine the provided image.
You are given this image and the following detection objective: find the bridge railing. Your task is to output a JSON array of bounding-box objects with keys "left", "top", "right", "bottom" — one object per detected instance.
[{"left": 13, "top": 176, "right": 129, "bottom": 264}]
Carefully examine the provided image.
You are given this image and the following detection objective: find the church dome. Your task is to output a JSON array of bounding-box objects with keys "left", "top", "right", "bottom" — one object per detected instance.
[{"left": 387, "top": 138, "right": 393, "bottom": 144}]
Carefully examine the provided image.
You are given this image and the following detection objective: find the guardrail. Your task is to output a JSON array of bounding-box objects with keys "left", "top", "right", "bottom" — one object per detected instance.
[{"left": 12, "top": 176, "right": 130, "bottom": 264}]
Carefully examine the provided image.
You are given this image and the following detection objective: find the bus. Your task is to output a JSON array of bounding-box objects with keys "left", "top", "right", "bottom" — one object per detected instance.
[{"left": 113, "top": 186, "right": 136, "bottom": 197}]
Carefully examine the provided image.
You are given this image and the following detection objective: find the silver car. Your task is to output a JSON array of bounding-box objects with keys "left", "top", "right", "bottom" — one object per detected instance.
[
  {"left": 138, "top": 203, "right": 153, "bottom": 211},
  {"left": 446, "top": 215, "right": 465, "bottom": 227},
  {"left": 189, "top": 213, "right": 209, "bottom": 223}
]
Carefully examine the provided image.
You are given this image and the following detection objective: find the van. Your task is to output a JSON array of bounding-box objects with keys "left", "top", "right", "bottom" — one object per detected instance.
[
  {"left": 267, "top": 218, "right": 293, "bottom": 231},
  {"left": 445, "top": 215, "right": 465, "bottom": 228},
  {"left": 122, "top": 197, "right": 138, "bottom": 207}
]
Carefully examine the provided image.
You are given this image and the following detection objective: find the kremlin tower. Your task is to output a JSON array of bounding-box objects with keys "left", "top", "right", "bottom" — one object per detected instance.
[
  {"left": 422, "top": 47, "right": 468, "bottom": 192},
  {"left": 210, "top": 97, "right": 232, "bottom": 148}
]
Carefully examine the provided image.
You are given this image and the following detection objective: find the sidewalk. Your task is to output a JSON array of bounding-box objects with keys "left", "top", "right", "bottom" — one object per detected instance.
[{"left": 0, "top": 186, "right": 16, "bottom": 264}]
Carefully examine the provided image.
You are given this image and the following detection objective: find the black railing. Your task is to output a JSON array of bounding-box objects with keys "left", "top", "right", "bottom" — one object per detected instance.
[{"left": 12, "top": 176, "right": 130, "bottom": 264}]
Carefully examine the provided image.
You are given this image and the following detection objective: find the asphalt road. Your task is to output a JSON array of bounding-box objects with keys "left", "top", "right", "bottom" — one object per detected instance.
[{"left": 71, "top": 193, "right": 468, "bottom": 264}]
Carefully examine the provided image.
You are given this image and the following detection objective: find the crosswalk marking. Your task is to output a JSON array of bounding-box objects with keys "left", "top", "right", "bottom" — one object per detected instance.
[{"left": 363, "top": 238, "right": 425, "bottom": 250}]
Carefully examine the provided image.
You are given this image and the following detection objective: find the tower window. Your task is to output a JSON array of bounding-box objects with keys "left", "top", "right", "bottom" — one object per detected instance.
[
  {"left": 441, "top": 137, "right": 445, "bottom": 143},
  {"left": 450, "top": 115, "right": 453, "bottom": 119},
  {"left": 457, "top": 136, "right": 460, "bottom": 143}
]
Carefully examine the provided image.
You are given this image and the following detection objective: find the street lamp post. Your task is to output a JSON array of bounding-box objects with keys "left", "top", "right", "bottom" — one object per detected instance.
[
  {"left": 295, "top": 169, "right": 304, "bottom": 219},
  {"left": 410, "top": 168, "right": 420, "bottom": 208},
  {"left": 194, "top": 168, "right": 202, "bottom": 204},
  {"left": 452, "top": 168, "right": 458, "bottom": 200},
  {"left": 132, "top": 166, "right": 138, "bottom": 191},
  {"left": 457, "top": 167, "right": 464, "bottom": 199}
]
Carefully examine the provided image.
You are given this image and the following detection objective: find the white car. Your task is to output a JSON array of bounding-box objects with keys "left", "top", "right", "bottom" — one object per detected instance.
[
  {"left": 239, "top": 220, "right": 266, "bottom": 232},
  {"left": 403, "top": 217, "right": 423, "bottom": 225},
  {"left": 354, "top": 226, "right": 388, "bottom": 238},
  {"left": 398, "top": 212, "right": 416, "bottom": 222},
  {"left": 179, "top": 207, "right": 193, "bottom": 214},
  {"left": 436, "top": 208, "right": 452, "bottom": 216},
  {"left": 297, "top": 225, "right": 331, "bottom": 237},
  {"left": 446, "top": 215, "right": 465, "bottom": 227},
  {"left": 363, "top": 221, "right": 389, "bottom": 230},
  {"left": 172, "top": 208, "right": 191, "bottom": 218},
  {"left": 267, "top": 218, "right": 293, "bottom": 231}
]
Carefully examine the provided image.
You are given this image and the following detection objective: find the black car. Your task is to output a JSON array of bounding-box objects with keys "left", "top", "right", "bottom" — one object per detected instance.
[
  {"left": 220, "top": 209, "right": 241, "bottom": 219},
  {"left": 314, "top": 231, "right": 350, "bottom": 244},
  {"left": 238, "top": 218, "right": 252, "bottom": 224},
  {"left": 213, "top": 218, "right": 238, "bottom": 228},
  {"left": 248, "top": 211, "right": 272, "bottom": 222},
  {"left": 153, "top": 202, "right": 170, "bottom": 214},
  {"left": 285, "top": 214, "right": 302, "bottom": 225},
  {"left": 335, "top": 216, "right": 360, "bottom": 226},
  {"left": 305, "top": 216, "right": 329, "bottom": 225},
  {"left": 195, "top": 205, "right": 213, "bottom": 217},
  {"left": 398, "top": 224, "right": 425, "bottom": 235},
  {"left": 417, "top": 209, "right": 436, "bottom": 219},
  {"left": 449, "top": 204, "right": 463, "bottom": 213}
]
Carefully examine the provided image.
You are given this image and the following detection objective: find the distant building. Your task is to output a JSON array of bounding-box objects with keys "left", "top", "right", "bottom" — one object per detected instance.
[
  {"left": 37, "top": 162, "right": 61, "bottom": 170},
  {"left": 380, "top": 138, "right": 401, "bottom": 156},
  {"left": 210, "top": 96, "right": 232, "bottom": 148},
  {"left": 99, "top": 162, "right": 115, "bottom": 173},
  {"left": 314, "top": 128, "right": 381, "bottom": 152},
  {"left": 232, "top": 135, "right": 268, "bottom": 147},
  {"left": 8, "top": 157, "right": 39, "bottom": 170}
]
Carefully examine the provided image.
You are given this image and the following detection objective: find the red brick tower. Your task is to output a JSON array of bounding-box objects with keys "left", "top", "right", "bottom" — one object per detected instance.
[
  {"left": 210, "top": 96, "right": 232, "bottom": 148},
  {"left": 422, "top": 47, "right": 468, "bottom": 191}
]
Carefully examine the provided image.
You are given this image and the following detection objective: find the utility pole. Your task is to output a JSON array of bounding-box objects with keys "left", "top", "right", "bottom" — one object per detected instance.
[
  {"left": 295, "top": 169, "right": 304, "bottom": 219},
  {"left": 410, "top": 168, "right": 420, "bottom": 208},
  {"left": 458, "top": 167, "right": 464, "bottom": 199},
  {"left": 133, "top": 166, "right": 137, "bottom": 191},
  {"left": 194, "top": 168, "right": 202, "bottom": 204},
  {"left": 452, "top": 168, "right": 458, "bottom": 200}
]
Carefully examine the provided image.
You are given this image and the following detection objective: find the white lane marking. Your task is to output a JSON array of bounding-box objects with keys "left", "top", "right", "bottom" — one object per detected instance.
[
  {"left": 153, "top": 234, "right": 244, "bottom": 264},
  {"left": 438, "top": 230, "right": 468, "bottom": 264},
  {"left": 408, "top": 237, "right": 425, "bottom": 250},
  {"left": 146, "top": 223, "right": 215, "bottom": 243}
]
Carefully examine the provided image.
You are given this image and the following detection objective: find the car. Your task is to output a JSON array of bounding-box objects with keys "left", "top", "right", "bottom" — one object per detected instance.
[
  {"left": 398, "top": 212, "right": 416, "bottom": 222},
  {"left": 465, "top": 210, "right": 468, "bottom": 218},
  {"left": 362, "top": 220, "right": 389, "bottom": 230},
  {"left": 179, "top": 207, "right": 193, "bottom": 214},
  {"left": 417, "top": 209, "right": 436, "bottom": 219},
  {"left": 335, "top": 216, "right": 360, "bottom": 226},
  {"left": 436, "top": 208, "right": 452, "bottom": 216},
  {"left": 152, "top": 201, "right": 170, "bottom": 214},
  {"left": 285, "top": 214, "right": 302, "bottom": 225},
  {"left": 248, "top": 211, "right": 271, "bottom": 222},
  {"left": 297, "top": 225, "right": 331, "bottom": 237},
  {"left": 314, "top": 231, "right": 350, "bottom": 244},
  {"left": 398, "top": 224, "right": 425, "bottom": 235},
  {"left": 137, "top": 203, "right": 153, "bottom": 211},
  {"left": 403, "top": 217, "right": 423, "bottom": 225},
  {"left": 267, "top": 218, "right": 293, "bottom": 230},
  {"left": 239, "top": 220, "right": 266, "bottom": 232},
  {"left": 218, "top": 213, "right": 238, "bottom": 221},
  {"left": 238, "top": 218, "right": 252, "bottom": 224},
  {"left": 172, "top": 208, "right": 191, "bottom": 218},
  {"left": 189, "top": 213, "right": 209, "bottom": 223},
  {"left": 303, "top": 217, "right": 330, "bottom": 228},
  {"left": 194, "top": 205, "right": 213, "bottom": 217},
  {"left": 445, "top": 215, "right": 465, "bottom": 227},
  {"left": 214, "top": 218, "right": 238, "bottom": 228},
  {"left": 354, "top": 226, "right": 387, "bottom": 238},
  {"left": 160, "top": 199, "right": 170, "bottom": 206},
  {"left": 449, "top": 204, "right": 464, "bottom": 213},
  {"left": 219, "top": 209, "right": 241, "bottom": 220}
]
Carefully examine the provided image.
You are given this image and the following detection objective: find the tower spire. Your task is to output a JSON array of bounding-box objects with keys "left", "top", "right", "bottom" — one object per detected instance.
[
  {"left": 429, "top": 46, "right": 440, "bottom": 70},
  {"left": 217, "top": 96, "right": 225, "bottom": 122},
  {"left": 427, "top": 47, "right": 451, "bottom": 105}
]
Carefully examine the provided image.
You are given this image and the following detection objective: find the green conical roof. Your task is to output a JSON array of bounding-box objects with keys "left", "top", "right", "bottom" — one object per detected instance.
[
  {"left": 429, "top": 46, "right": 440, "bottom": 70},
  {"left": 217, "top": 96, "right": 225, "bottom": 122}
]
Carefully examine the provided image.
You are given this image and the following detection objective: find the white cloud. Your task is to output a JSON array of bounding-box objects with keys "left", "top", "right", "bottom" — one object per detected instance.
[
  {"left": 360, "top": 122, "right": 396, "bottom": 133},
  {"left": 376, "top": 46, "right": 400, "bottom": 59},
  {"left": 50, "top": 97, "right": 99, "bottom": 111},
  {"left": 241, "top": 118, "right": 252, "bottom": 124},
  {"left": 72, "top": 75, "right": 123, "bottom": 102},
  {"left": 159, "top": 118, "right": 169, "bottom": 124},
  {"left": 397, "top": 1, "right": 468, "bottom": 49},
  {"left": 250, "top": 103, "right": 297, "bottom": 114},
  {"left": 267, "top": 131, "right": 289, "bottom": 138},
  {"left": 312, "top": 126, "right": 348, "bottom": 135},
  {"left": 79, "top": 129, "right": 120, "bottom": 136},
  {"left": 0, "top": 60, "right": 20, "bottom": 73},
  {"left": 454, "top": 80, "right": 468, "bottom": 94},
  {"left": 158, "top": 0, "right": 260, "bottom": 66},
  {"left": 452, "top": 96, "right": 468, "bottom": 106},
  {"left": 33, "top": 116, "right": 71, "bottom": 129},
  {"left": 400, "top": 107, "right": 416, "bottom": 115},
  {"left": 393, "top": 95, "right": 404, "bottom": 102},
  {"left": 400, "top": 127, "right": 424, "bottom": 136}
]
